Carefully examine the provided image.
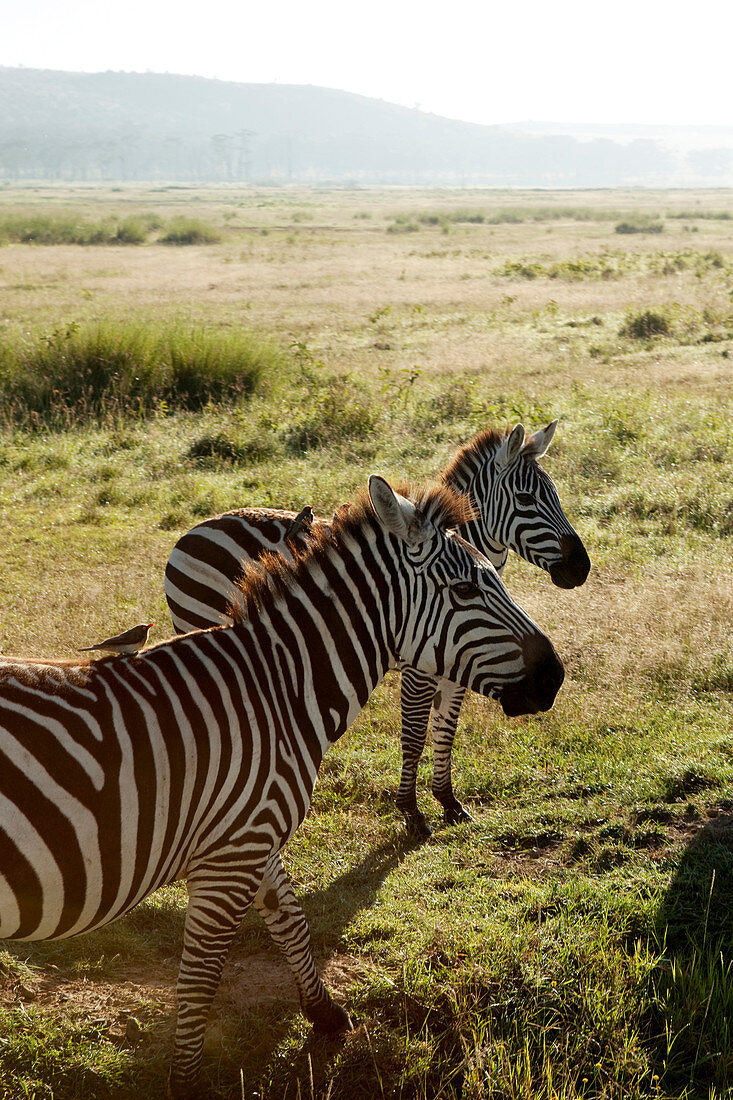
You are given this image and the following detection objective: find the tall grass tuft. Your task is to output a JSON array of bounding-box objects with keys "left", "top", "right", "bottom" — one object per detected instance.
[
  {"left": 615, "top": 218, "right": 664, "bottom": 234},
  {"left": 0, "top": 212, "right": 163, "bottom": 245},
  {"left": 159, "top": 217, "right": 222, "bottom": 245},
  {"left": 620, "top": 310, "right": 671, "bottom": 339},
  {"left": 0, "top": 321, "right": 287, "bottom": 426},
  {"left": 0, "top": 211, "right": 227, "bottom": 246}
]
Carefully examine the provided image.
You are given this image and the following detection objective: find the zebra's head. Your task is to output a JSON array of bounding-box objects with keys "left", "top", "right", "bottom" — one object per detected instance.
[
  {"left": 368, "top": 476, "right": 564, "bottom": 718},
  {"left": 445, "top": 422, "right": 590, "bottom": 589}
]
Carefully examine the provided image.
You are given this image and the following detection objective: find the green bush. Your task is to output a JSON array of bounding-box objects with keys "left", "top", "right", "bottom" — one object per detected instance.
[
  {"left": 386, "top": 216, "right": 420, "bottom": 235},
  {"left": 187, "top": 432, "right": 280, "bottom": 466},
  {"left": 497, "top": 260, "right": 544, "bottom": 280},
  {"left": 159, "top": 217, "right": 222, "bottom": 245},
  {"left": 284, "top": 375, "right": 377, "bottom": 453},
  {"left": 113, "top": 215, "right": 160, "bottom": 244},
  {"left": 615, "top": 219, "right": 664, "bottom": 234},
  {"left": 620, "top": 310, "right": 671, "bottom": 339},
  {"left": 0, "top": 212, "right": 162, "bottom": 246},
  {"left": 0, "top": 321, "right": 286, "bottom": 424}
]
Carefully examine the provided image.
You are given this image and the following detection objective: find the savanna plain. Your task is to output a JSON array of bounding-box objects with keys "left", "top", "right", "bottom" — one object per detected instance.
[{"left": 0, "top": 185, "right": 731, "bottom": 1099}]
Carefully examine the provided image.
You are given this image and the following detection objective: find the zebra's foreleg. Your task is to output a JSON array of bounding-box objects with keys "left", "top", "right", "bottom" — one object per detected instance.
[
  {"left": 430, "top": 681, "right": 472, "bottom": 825},
  {"left": 253, "top": 852, "right": 352, "bottom": 1033},
  {"left": 396, "top": 667, "right": 439, "bottom": 838},
  {"left": 169, "top": 868, "right": 263, "bottom": 1099}
]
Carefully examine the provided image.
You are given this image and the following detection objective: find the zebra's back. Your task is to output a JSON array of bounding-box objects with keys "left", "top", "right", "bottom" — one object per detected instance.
[{"left": 165, "top": 508, "right": 327, "bottom": 633}]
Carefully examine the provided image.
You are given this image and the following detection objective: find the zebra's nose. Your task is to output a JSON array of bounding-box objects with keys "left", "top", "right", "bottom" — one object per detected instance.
[
  {"left": 498, "top": 631, "right": 564, "bottom": 717},
  {"left": 549, "top": 533, "right": 590, "bottom": 589}
]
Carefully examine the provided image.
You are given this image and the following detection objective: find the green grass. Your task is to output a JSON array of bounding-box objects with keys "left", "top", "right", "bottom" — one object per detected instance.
[{"left": 0, "top": 185, "right": 730, "bottom": 1098}]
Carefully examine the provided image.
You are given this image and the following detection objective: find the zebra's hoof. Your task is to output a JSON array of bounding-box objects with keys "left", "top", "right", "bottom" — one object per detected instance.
[
  {"left": 308, "top": 999, "right": 353, "bottom": 1036},
  {"left": 404, "top": 813, "right": 432, "bottom": 840},
  {"left": 443, "top": 804, "right": 473, "bottom": 826}
]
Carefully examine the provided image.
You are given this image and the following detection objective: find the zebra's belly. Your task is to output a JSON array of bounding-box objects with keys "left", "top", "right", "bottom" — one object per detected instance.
[
  {"left": 0, "top": 750, "right": 319, "bottom": 942},
  {"left": 0, "top": 788, "right": 189, "bottom": 940}
]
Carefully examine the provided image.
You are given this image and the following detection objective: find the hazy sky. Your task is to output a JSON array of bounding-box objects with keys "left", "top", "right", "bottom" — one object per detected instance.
[{"left": 4, "top": 0, "right": 732, "bottom": 128}]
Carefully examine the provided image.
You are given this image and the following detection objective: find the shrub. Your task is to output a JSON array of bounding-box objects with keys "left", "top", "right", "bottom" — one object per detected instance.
[
  {"left": 386, "top": 216, "right": 419, "bottom": 234},
  {"left": 187, "top": 433, "right": 249, "bottom": 465},
  {"left": 450, "top": 209, "right": 485, "bottom": 223},
  {"left": 159, "top": 217, "right": 222, "bottom": 245},
  {"left": 0, "top": 212, "right": 161, "bottom": 246},
  {"left": 0, "top": 321, "right": 286, "bottom": 424},
  {"left": 615, "top": 219, "right": 664, "bottom": 234},
  {"left": 284, "top": 375, "right": 376, "bottom": 453},
  {"left": 113, "top": 216, "right": 157, "bottom": 244},
  {"left": 497, "top": 260, "right": 544, "bottom": 280},
  {"left": 187, "top": 432, "right": 280, "bottom": 466},
  {"left": 620, "top": 310, "right": 671, "bottom": 339}
]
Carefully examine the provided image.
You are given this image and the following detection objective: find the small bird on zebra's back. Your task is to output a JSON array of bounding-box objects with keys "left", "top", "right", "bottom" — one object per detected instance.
[
  {"left": 78, "top": 622, "right": 154, "bottom": 656},
  {"left": 284, "top": 505, "right": 314, "bottom": 545}
]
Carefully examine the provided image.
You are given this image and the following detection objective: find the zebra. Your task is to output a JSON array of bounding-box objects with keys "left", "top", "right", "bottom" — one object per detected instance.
[
  {"left": 0, "top": 476, "right": 564, "bottom": 1096},
  {"left": 164, "top": 421, "right": 590, "bottom": 836}
]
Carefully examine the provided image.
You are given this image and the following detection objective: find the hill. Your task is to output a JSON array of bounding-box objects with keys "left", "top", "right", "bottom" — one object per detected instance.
[{"left": 1, "top": 67, "right": 732, "bottom": 186}]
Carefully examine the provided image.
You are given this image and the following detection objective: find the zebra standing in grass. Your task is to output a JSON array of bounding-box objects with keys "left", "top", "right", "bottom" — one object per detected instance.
[
  {"left": 0, "top": 476, "right": 564, "bottom": 1096},
  {"left": 165, "top": 421, "right": 590, "bottom": 836}
]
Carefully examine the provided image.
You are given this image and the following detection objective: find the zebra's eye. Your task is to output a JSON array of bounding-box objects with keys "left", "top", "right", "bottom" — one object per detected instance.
[
  {"left": 453, "top": 580, "right": 479, "bottom": 598},
  {"left": 516, "top": 491, "right": 535, "bottom": 507}
]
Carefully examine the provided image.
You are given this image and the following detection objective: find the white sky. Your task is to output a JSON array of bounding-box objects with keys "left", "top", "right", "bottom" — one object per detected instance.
[{"left": 3, "top": 0, "right": 733, "bottom": 128}]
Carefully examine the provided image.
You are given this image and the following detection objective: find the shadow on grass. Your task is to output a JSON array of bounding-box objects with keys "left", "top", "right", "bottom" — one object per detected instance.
[
  {"left": 651, "top": 808, "right": 733, "bottom": 1096},
  {"left": 226, "top": 833, "right": 419, "bottom": 1095}
]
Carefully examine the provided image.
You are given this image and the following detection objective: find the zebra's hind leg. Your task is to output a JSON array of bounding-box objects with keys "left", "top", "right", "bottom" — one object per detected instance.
[
  {"left": 396, "top": 667, "right": 439, "bottom": 838},
  {"left": 430, "top": 681, "right": 473, "bottom": 826},
  {"left": 169, "top": 863, "right": 268, "bottom": 1098},
  {"left": 253, "top": 852, "right": 352, "bottom": 1034}
]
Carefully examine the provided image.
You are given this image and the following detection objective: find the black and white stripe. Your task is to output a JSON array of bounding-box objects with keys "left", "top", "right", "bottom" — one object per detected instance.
[
  {"left": 0, "top": 477, "right": 564, "bottom": 1095},
  {"left": 164, "top": 422, "right": 589, "bottom": 836}
]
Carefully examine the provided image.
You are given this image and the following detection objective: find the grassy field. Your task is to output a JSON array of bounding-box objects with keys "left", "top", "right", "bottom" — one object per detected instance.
[{"left": 0, "top": 184, "right": 731, "bottom": 1099}]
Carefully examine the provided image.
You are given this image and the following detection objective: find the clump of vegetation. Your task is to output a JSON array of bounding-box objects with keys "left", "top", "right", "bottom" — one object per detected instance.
[
  {"left": 386, "top": 215, "right": 420, "bottom": 234},
  {"left": 497, "top": 260, "right": 544, "bottom": 280},
  {"left": 615, "top": 218, "right": 664, "bottom": 234},
  {"left": 0, "top": 320, "right": 286, "bottom": 425},
  {"left": 112, "top": 215, "right": 158, "bottom": 244},
  {"left": 668, "top": 209, "right": 733, "bottom": 221},
  {"left": 159, "top": 217, "right": 222, "bottom": 245},
  {"left": 187, "top": 431, "right": 281, "bottom": 467},
  {"left": 0, "top": 211, "right": 227, "bottom": 246},
  {"left": 0, "top": 211, "right": 164, "bottom": 246},
  {"left": 620, "top": 309, "right": 671, "bottom": 339},
  {"left": 284, "top": 374, "right": 377, "bottom": 453}
]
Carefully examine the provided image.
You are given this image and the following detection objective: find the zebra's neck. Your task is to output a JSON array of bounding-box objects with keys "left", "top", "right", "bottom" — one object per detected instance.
[
  {"left": 228, "top": 524, "right": 397, "bottom": 755},
  {"left": 444, "top": 453, "right": 507, "bottom": 572}
]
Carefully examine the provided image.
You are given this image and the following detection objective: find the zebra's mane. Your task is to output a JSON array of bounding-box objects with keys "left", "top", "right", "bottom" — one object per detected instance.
[
  {"left": 231, "top": 481, "right": 474, "bottom": 623},
  {"left": 440, "top": 425, "right": 542, "bottom": 487}
]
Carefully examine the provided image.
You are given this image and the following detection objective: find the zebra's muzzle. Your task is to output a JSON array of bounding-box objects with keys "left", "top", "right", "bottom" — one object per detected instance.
[
  {"left": 497, "top": 631, "right": 564, "bottom": 717},
  {"left": 549, "top": 533, "right": 591, "bottom": 589}
]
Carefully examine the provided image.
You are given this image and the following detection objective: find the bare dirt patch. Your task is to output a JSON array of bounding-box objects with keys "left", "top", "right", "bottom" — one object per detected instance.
[
  {"left": 218, "top": 947, "right": 371, "bottom": 1012},
  {"left": 0, "top": 947, "right": 370, "bottom": 1051}
]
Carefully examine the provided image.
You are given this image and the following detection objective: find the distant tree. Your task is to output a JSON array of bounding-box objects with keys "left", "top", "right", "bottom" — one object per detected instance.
[{"left": 211, "top": 134, "right": 233, "bottom": 180}]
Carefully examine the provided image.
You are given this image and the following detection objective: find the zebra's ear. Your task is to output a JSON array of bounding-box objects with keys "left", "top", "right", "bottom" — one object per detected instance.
[
  {"left": 369, "top": 475, "right": 423, "bottom": 543},
  {"left": 524, "top": 419, "right": 558, "bottom": 459},
  {"left": 496, "top": 423, "right": 526, "bottom": 468}
]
